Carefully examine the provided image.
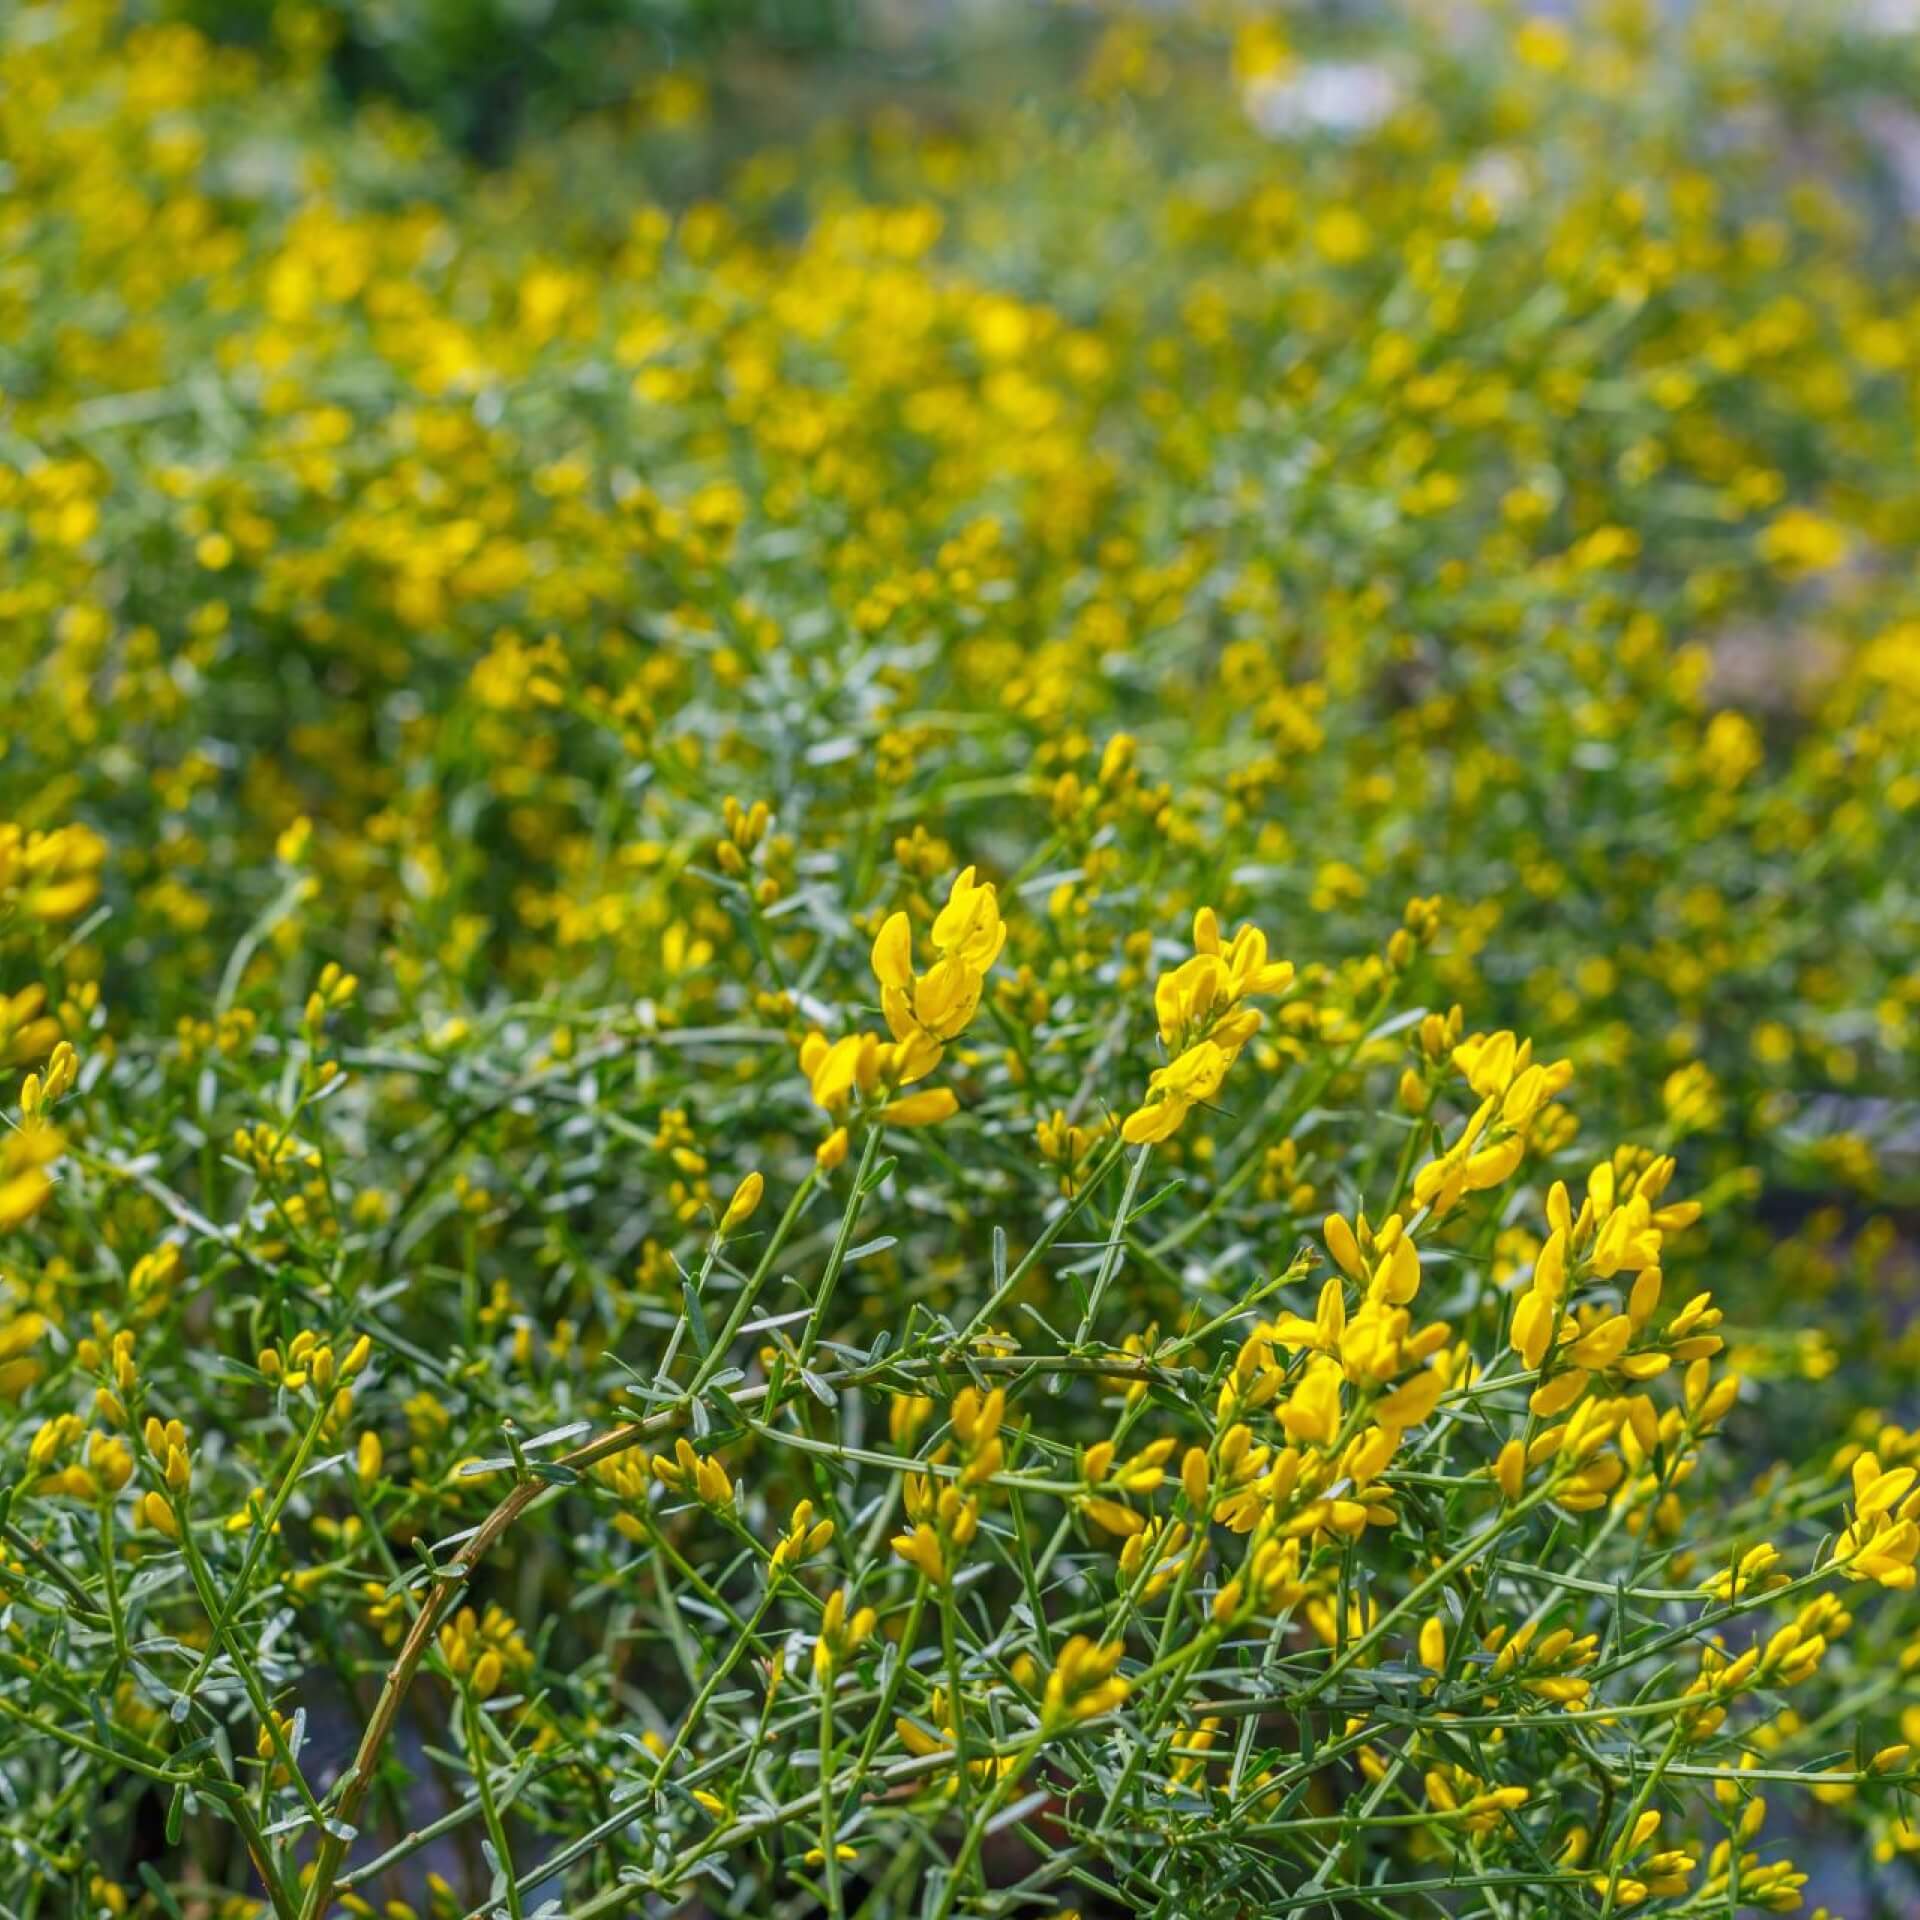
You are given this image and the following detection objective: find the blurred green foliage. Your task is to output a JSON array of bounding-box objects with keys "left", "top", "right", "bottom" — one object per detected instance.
[{"left": 158, "top": 0, "right": 864, "bottom": 155}]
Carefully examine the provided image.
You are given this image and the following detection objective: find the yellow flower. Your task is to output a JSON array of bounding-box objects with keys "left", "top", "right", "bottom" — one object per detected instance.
[
  {"left": 1122, "top": 1039, "right": 1231, "bottom": 1145},
  {"left": 720, "top": 1171, "right": 765, "bottom": 1233},
  {"left": 1123, "top": 911, "right": 1293, "bottom": 1146},
  {"left": 1041, "top": 1636, "right": 1129, "bottom": 1728}
]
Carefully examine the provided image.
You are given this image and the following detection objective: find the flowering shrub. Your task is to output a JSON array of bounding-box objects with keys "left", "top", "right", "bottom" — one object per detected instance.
[{"left": 3, "top": 1, "right": 1920, "bottom": 1915}]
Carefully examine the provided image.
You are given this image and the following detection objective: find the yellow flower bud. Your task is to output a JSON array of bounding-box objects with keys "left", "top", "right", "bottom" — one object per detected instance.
[{"left": 721, "top": 1171, "right": 765, "bottom": 1233}]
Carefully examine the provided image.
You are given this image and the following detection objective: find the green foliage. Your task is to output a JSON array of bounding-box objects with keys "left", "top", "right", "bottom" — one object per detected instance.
[
  {"left": 2, "top": 2, "right": 1920, "bottom": 1916},
  {"left": 157, "top": 0, "right": 862, "bottom": 156}
]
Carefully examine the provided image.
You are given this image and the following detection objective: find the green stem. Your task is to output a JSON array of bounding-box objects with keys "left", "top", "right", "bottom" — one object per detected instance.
[
  {"left": 182, "top": 1394, "right": 334, "bottom": 1696},
  {"left": 797, "top": 1128, "right": 883, "bottom": 1370},
  {"left": 690, "top": 1169, "right": 819, "bottom": 1395},
  {"left": 819, "top": 1686, "right": 844, "bottom": 1918},
  {"left": 852, "top": 1579, "right": 928, "bottom": 1785},
  {"left": 650, "top": 1585, "right": 779, "bottom": 1790},
  {"left": 465, "top": 1690, "right": 526, "bottom": 1920},
  {"left": 935, "top": 1580, "right": 977, "bottom": 1882},
  {"left": 1073, "top": 1144, "right": 1151, "bottom": 1348},
  {"left": 932, "top": 1725, "right": 1049, "bottom": 1920},
  {"left": 955, "top": 1137, "right": 1126, "bottom": 1344},
  {"left": 97, "top": 1499, "right": 130, "bottom": 1677}
]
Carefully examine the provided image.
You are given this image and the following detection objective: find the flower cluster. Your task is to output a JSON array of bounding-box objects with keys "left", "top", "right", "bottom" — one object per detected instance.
[
  {"left": 1121, "top": 909, "right": 1295, "bottom": 1144},
  {"left": 798, "top": 866, "right": 1006, "bottom": 1164}
]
